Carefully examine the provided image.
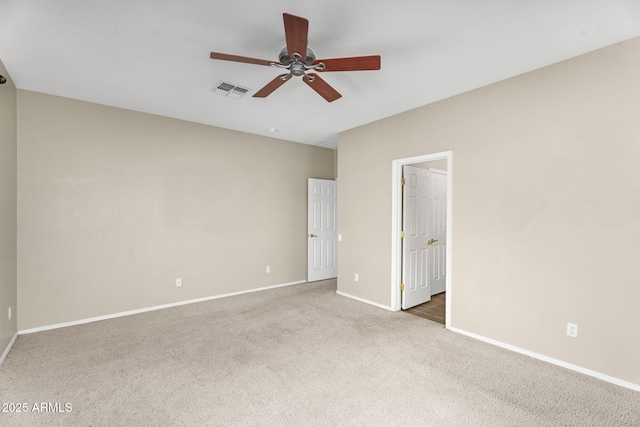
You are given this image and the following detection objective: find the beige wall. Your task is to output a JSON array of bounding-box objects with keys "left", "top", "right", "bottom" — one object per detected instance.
[
  {"left": 0, "top": 59, "right": 17, "bottom": 354},
  {"left": 17, "top": 91, "right": 335, "bottom": 330},
  {"left": 337, "top": 37, "right": 640, "bottom": 385}
]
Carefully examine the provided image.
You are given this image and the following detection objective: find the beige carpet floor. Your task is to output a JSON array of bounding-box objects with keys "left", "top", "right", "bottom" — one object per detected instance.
[{"left": 1, "top": 279, "right": 638, "bottom": 426}]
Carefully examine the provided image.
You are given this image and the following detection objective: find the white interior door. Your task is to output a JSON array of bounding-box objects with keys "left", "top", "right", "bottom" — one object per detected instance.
[
  {"left": 401, "top": 165, "right": 430, "bottom": 309},
  {"left": 307, "top": 179, "right": 337, "bottom": 282},
  {"left": 428, "top": 169, "right": 448, "bottom": 295}
]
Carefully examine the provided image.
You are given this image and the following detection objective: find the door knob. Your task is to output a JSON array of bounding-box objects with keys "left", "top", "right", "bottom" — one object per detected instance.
[
  {"left": 309, "top": 234, "right": 318, "bottom": 238},
  {"left": 427, "top": 239, "right": 439, "bottom": 245}
]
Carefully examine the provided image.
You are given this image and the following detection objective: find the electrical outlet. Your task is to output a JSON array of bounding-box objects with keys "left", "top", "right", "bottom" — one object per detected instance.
[
  {"left": 8, "top": 306, "right": 11, "bottom": 320},
  {"left": 567, "top": 322, "right": 578, "bottom": 338},
  {"left": 354, "top": 273, "right": 359, "bottom": 282},
  {"left": 266, "top": 266, "right": 271, "bottom": 273},
  {"left": 176, "top": 278, "right": 182, "bottom": 287}
]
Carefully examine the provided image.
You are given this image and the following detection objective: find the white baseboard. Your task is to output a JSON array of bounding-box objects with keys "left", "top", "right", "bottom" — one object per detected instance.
[
  {"left": 19, "top": 280, "right": 307, "bottom": 335},
  {"left": 336, "top": 290, "right": 394, "bottom": 311},
  {"left": 0, "top": 332, "right": 18, "bottom": 367},
  {"left": 450, "top": 327, "right": 640, "bottom": 392}
]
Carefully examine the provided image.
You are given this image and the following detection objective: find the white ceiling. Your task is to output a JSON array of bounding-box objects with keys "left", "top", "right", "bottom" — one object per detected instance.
[{"left": 1, "top": 1, "right": 640, "bottom": 147}]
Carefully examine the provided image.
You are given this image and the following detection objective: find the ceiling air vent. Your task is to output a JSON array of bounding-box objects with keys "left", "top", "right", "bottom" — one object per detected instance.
[{"left": 212, "top": 82, "right": 250, "bottom": 99}]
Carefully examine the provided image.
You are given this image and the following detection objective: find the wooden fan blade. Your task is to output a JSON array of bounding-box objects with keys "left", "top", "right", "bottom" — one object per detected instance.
[
  {"left": 253, "top": 74, "right": 291, "bottom": 98},
  {"left": 210, "top": 52, "right": 278, "bottom": 67},
  {"left": 303, "top": 73, "right": 342, "bottom": 102},
  {"left": 283, "top": 13, "right": 309, "bottom": 61},
  {"left": 313, "top": 55, "right": 381, "bottom": 72}
]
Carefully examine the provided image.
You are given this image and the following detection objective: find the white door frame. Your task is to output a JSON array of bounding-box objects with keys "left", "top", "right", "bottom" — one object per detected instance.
[{"left": 391, "top": 151, "right": 453, "bottom": 329}]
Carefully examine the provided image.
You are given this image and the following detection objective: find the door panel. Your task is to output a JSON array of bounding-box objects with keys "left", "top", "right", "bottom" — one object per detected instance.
[
  {"left": 307, "top": 179, "right": 337, "bottom": 282},
  {"left": 402, "top": 165, "right": 430, "bottom": 309},
  {"left": 428, "top": 170, "right": 447, "bottom": 295}
]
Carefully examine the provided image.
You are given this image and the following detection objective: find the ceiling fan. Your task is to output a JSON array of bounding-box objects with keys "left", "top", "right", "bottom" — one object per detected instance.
[{"left": 209, "top": 13, "right": 381, "bottom": 102}]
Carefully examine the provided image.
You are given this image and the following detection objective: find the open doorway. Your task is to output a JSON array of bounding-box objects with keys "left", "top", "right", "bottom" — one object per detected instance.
[
  {"left": 391, "top": 152, "right": 452, "bottom": 329},
  {"left": 402, "top": 162, "right": 447, "bottom": 323}
]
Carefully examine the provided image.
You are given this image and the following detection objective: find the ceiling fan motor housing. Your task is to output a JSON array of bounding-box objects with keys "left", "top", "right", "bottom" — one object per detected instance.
[{"left": 278, "top": 47, "right": 316, "bottom": 66}]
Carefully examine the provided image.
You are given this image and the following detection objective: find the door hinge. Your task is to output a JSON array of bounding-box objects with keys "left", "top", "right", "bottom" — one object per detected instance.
[
  {"left": 400, "top": 230, "right": 405, "bottom": 239},
  {"left": 400, "top": 178, "right": 405, "bottom": 186},
  {"left": 400, "top": 283, "right": 405, "bottom": 291}
]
